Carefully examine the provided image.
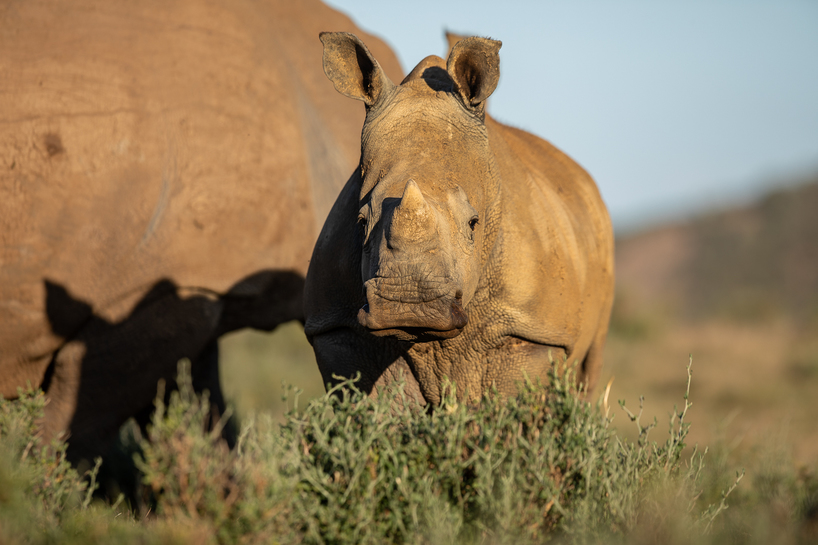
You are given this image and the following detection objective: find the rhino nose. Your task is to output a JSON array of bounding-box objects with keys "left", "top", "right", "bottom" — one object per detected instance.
[{"left": 387, "top": 180, "right": 437, "bottom": 250}]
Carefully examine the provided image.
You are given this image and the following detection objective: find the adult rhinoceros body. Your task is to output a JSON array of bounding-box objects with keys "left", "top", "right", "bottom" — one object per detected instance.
[
  {"left": 0, "top": 2, "right": 401, "bottom": 461},
  {"left": 304, "top": 34, "right": 614, "bottom": 405}
]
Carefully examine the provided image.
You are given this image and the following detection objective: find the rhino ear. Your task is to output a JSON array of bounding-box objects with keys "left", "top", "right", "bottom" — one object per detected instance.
[
  {"left": 320, "top": 32, "right": 394, "bottom": 107},
  {"left": 446, "top": 37, "right": 501, "bottom": 110}
]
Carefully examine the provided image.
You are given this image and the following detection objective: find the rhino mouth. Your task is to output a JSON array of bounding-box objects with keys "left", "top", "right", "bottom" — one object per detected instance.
[{"left": 357, "top": 277, "right": 468, "bottom": 342}]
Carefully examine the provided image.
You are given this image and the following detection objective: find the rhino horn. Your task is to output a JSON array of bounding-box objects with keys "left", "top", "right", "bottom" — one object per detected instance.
[{"left": 389, "top": 180, "right": 436, "bottom": 247}]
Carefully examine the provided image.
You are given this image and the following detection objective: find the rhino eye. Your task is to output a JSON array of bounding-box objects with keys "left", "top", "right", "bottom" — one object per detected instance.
[{"left": 468, "top": 216, "right": 479, "bottom": 231}]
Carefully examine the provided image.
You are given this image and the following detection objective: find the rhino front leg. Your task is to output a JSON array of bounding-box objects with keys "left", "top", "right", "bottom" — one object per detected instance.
[
  {"left": 40, "top": 340, "right": 85, "bottom": 448},
  {"left": 474, "top": 337, "right": 569, "bottom": 398},
  {"left": 312, "top": 329, "right": 427, "bottom": 406},
  {"left": 189, "top": 339, "right": 236, "bottom": 447}
]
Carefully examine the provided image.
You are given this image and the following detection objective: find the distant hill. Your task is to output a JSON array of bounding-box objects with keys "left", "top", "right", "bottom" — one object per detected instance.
[{"left": 614, "top": 177, "right": 818, "bottom": 323}]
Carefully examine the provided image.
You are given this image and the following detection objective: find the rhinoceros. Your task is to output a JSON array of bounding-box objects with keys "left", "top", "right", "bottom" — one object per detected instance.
[
  {"left": 304, "top": 33, "right": 614, "bottom": 405},
  {"left": 0, "top": 1, "right": 401, "bottom": 463}
]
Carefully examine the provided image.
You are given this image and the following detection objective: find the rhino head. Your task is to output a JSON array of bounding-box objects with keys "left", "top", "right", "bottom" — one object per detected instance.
[{"left": 320, "top": 32, "right": 502, "bottom": 342}]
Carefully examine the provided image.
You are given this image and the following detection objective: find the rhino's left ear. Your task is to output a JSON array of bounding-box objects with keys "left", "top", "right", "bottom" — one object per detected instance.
[
  {"left": 320, "top": 32, "right": 394, "bottom": 107},
  {"left": 446, "top": 37, "right": 501, "bottom": 110}
]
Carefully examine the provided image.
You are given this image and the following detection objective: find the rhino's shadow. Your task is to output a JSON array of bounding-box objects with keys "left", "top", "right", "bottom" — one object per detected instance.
[{"left": 41, "top": 269, "right": 304, "bottom": 499}]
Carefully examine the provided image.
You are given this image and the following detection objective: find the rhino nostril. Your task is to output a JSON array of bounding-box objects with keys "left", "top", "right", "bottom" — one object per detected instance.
[
  {"left": 361, "top": 303, "right": 370, "bottom": 313},
  {"left": 455, "top": 290, "right": 463, "bottom": 301},
  {"left": 450, "top": 297, "right": 469, "bottom": 329}
]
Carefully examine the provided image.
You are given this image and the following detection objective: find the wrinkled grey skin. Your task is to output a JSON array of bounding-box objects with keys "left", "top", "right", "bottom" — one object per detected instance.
[{"left": 304, "top": 33, "right": 614, "bottom": 406}]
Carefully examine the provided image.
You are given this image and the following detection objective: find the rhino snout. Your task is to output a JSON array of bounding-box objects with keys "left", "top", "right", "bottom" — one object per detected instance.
[{"left": 357, "top": 279, "right": 468, "bottom": 341}]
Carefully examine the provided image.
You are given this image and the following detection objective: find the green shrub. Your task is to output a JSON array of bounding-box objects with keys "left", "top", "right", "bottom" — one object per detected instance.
[
  {"left": 127, "top": 359, "right": 737, "bottom": 544},
  {"left": 0, "top": 387, "right": 216, "bottom": 544},
  {"left": 1, "top": 359, "right": 763, "bottom": 544},
  {"left": 0, "top": 388, "right": 98, "bottom": 533}
]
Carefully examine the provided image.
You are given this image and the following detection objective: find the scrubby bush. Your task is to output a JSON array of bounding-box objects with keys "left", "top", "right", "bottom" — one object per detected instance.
[
  {"left": 0, "top": 389, "right": 97, "bottom": 537},
  {"left": 126, "top": 360, "right": 738, "bottom": 544},
  {"left": 0, "top": 387, "right": 213, "bottom": 544},
  {"left": 5, "top": 359, "right": 797, "bottom": 544}
]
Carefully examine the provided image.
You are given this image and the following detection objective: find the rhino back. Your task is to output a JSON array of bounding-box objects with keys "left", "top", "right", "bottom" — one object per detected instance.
[
  {"left": 484, "top": 117, "right": 614, "bottom": 382},
  {"left": 0, "top": 0, "right": 402, "bottom": 395}
]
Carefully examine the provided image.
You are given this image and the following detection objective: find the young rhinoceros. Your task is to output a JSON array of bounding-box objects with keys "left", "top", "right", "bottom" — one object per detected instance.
[{"left": 304, "top": 32, "right": 614, "bottom": 405}]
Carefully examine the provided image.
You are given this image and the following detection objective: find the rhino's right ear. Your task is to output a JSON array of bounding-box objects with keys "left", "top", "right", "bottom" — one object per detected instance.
[{"left": 320, "top": 32, "right": 394, "bottom": 107}]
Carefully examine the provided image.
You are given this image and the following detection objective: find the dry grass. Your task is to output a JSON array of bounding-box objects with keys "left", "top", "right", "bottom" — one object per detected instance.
[
  {"left": 603, "top": 312, "right": 818, "bottom": 464},
  {"left": 219, "top": 321, "right": 325, "bottom": 421}
]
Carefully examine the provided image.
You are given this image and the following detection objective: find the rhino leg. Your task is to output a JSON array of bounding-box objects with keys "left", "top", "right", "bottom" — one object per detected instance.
[
  {"left": 417, "top": 337, "right": 569, "bottom": 405},
  {"left": 188, "top": 339, "right": 236, "bottom": 447},
  {"left": 489, "top": 338, "right": 601, "bottom": 396},
  {"left": 312, "top": 329, "right": 427, "bottom": 406},
  {"left": 577, "top": 330, "right": 607, "bottom": 395},
  {"left": 40, "top": 340, "right": 85, "bottom": 448}
]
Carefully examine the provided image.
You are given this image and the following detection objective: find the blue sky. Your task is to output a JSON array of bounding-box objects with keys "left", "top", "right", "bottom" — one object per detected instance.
[{"left": 323, "top": 0, "right": 818, "bottom": 232}]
